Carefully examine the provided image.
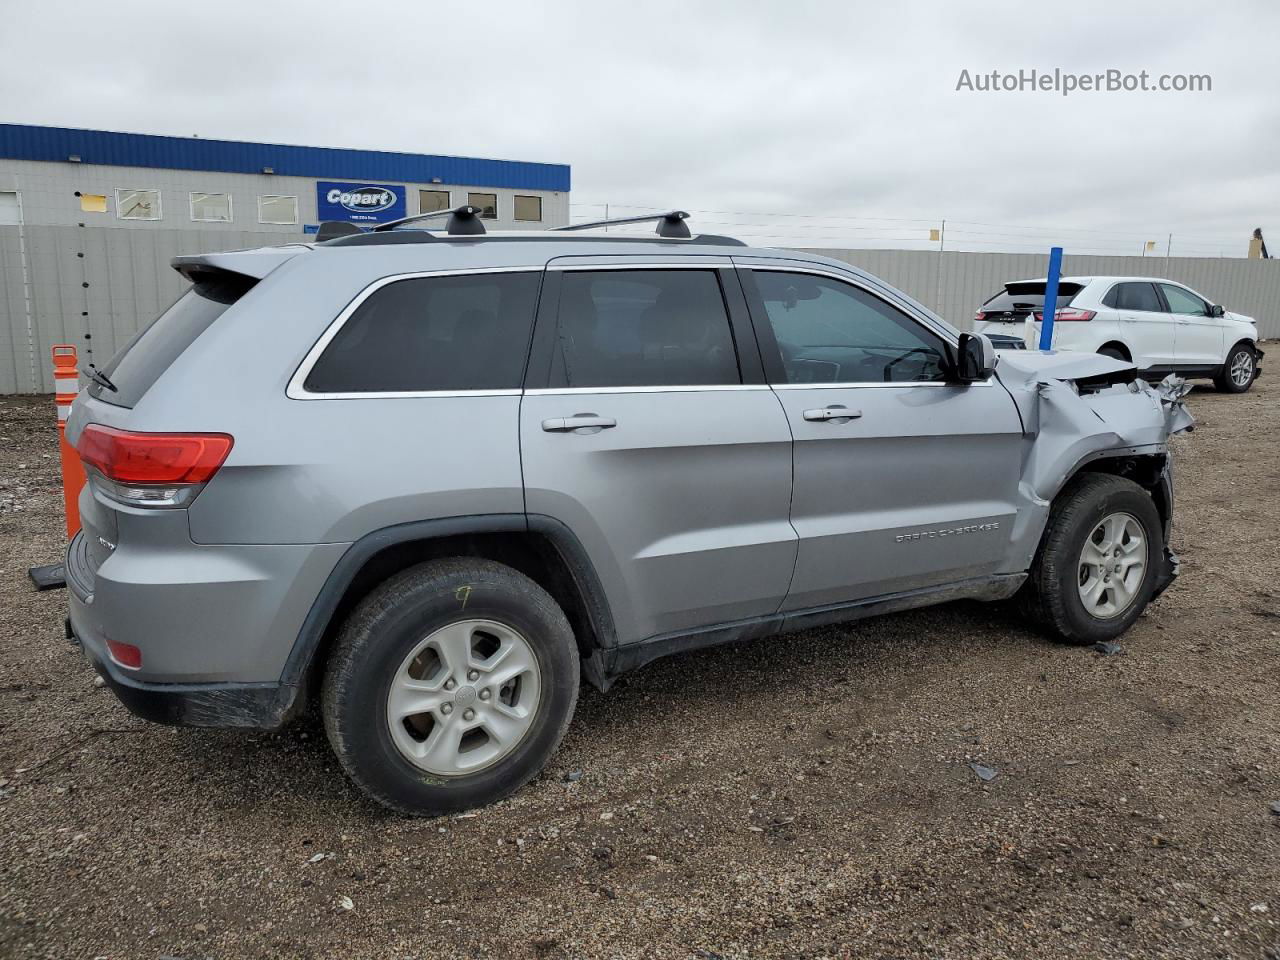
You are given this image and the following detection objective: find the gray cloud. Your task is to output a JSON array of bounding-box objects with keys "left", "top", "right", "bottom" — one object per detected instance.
[{"left": 2, "top": 0, "right": 1275, "bottom": 255}]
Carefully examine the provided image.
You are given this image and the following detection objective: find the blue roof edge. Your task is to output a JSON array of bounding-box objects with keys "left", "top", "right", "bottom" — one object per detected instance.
[{"left": 0, "top": 123, "right": 571, "bottom": 192}]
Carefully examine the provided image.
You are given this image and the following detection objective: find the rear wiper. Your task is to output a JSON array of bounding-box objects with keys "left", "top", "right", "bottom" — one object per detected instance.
[{"left": 82, "top": 365, "right": 118, "bottom": 393}]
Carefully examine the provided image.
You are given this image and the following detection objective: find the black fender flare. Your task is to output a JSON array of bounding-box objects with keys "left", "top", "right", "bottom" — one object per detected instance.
[{"left": 278, "top": 513, "right": 618, "bottom": 689}]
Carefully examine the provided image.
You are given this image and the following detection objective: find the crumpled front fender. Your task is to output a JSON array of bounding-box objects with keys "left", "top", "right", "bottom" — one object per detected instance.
[
  {"left": 1023, "top": 373, "right": 1193, "bottom": 502},
  {"left": 996, "top": 351, "right": 1195, "bottom": 504},
  {"left": 995, "top": 357, "right": 1194, "bottom": 573}
]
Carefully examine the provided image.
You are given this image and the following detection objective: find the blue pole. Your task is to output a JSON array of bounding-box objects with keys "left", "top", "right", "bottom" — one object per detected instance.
[{"left": 1038, "top": 246, "right": 1063, "bottom": 351}]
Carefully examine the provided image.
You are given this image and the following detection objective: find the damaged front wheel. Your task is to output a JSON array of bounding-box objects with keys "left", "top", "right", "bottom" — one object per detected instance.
[{"left": 1022, "top": 473, "right": 1162, "bottom": 644}]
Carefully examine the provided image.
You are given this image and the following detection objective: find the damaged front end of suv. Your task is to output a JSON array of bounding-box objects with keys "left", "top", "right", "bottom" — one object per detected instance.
[{"left": 996, "top": 350, "right": 1194, "bottom": 603}]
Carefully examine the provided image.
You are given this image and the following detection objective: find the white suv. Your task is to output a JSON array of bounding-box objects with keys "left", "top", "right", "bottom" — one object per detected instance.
[{"left": 974, "top": 277, "right": 1263, "bottom": 392}]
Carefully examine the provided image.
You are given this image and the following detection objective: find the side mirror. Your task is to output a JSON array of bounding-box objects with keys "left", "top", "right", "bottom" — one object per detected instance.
[
  {"left": 1210, "top": 304, "right": 1225, "bottom": 318},
  {"left": 954, "top": 332, "right": 997, "bottom": 383}
]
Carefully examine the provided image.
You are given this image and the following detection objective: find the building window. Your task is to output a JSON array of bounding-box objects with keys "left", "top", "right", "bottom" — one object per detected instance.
[
  {"left": 514, "top": 195, "right": 542, "bottom": 222},
  {"left": 190, "top": 192, "right": 232, "bottom": 222},
  {"left": 79, "top": 194, "right": 108, "bottom": 213},
  {"left": 115, "top": 188, "right": 162, "bottom": 220},
  {"left": 419, "top": 189, "right": 451, "bottom": 214},
  {"left": 258, "top": 195, "right": 298, "bottom": 225},
  {"left": 467, "top": 192, "right": 498, "bottom": 219}
]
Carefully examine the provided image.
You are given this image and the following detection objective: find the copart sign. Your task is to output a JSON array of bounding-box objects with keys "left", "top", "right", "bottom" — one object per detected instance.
[{"left": 316, "top": 181, "right": 406, "bottom": 224}]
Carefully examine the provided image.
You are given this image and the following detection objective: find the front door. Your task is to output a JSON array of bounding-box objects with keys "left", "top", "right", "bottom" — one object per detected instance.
[
  {"left": 520, "top": 260, "right": 796, "bottom": 644},
  {"left": 736, "top": 260, "right": 1026, "bottom": 610},
  {"left": 1159, "top": 282, "right": 1224, "bottom": 367}
]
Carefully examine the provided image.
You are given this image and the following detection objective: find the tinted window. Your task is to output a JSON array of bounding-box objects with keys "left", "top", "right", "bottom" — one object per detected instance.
[
  {"left": 1109, "top": 282, "right": 1163, "bottom": 312},
  {"left": 981, "top": 282, "right": 1083, "bottom": 312},
  {"left": 90, "top": 273, "right": 256, "bottom": 408},
  {"left": 755, "top": 271, "right": 947, "bottom": 384},
  {"left": 305, "top": 271, "right": 541, "bottom": 393},
  {"left": 1160, "top": 283, "right": 1208, "bottom": 316},
  {"left": 551, "top": 270, "right": 740, "bottom": 388}
]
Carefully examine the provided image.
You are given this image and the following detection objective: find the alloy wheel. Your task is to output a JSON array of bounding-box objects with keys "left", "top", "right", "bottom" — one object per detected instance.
[
  {"left": 1230, "top": 350, "right": 1254, "bottom": 387},
  {"left": 1077, "top": 512, "right": 1147, "bottom": 620},
  {"left": 386, "top": 619, "right": 542, "bottom": 776}
]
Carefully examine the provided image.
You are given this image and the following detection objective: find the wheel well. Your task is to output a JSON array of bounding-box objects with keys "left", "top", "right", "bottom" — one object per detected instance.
[
  {"left": 1227, "top": 338, "right": 1257, "bottom": 356},
  {"left": 1098, "top": 341, "right": 1131, "bottom": 362},
  {"left": 303, "top": 531, "right": 600, "bottom": 697},
  {"left": 1064, "top": 453, "right": 1170, "bottom": 528}
]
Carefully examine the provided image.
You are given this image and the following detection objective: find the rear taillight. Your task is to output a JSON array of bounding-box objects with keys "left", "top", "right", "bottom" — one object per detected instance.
[
  {"left": 77, "top": 424, "right": 233, "bottom": 507},
  {"left": 1032, "top": 307, "right": 1096, "bottom": 322},
  {"left": 974, "top": 310, "right": 987, "bottom": 322}
]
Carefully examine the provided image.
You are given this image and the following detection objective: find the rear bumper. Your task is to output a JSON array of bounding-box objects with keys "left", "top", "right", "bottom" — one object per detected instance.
[
  {"left": 68, "top": 613, "right": 299, "bottom": 729},
  {"left": 63, "top": 526, "right": 340, "bottom": 729}
]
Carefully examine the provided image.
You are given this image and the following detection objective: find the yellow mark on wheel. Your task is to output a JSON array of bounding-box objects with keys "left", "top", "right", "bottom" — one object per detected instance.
[{"left": 455, "top": 585, "right": 472, "bottom": 609}]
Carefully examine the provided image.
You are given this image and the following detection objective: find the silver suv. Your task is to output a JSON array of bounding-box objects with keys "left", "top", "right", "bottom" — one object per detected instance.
[{"left": 65, "top": 208, "right": 1193, "bottom": 815}]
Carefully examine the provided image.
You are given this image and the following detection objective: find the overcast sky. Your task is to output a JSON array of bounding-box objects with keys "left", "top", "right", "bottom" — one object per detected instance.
[{"left": 2, "top": 0, "right": 1276, "bottom": 255}]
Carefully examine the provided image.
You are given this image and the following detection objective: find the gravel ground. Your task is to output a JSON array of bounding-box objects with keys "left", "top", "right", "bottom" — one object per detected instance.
[{"left": 1, "top": 378, "right": 1278, "bottom": 960}]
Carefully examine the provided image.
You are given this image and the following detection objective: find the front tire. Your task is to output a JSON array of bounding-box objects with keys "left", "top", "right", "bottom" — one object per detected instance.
[
  {"left": 1215, "top": 342, "right": 1257, "bottom": 393},
  {"left": 1021, "top": 473, "right": 1162, "bottom": 644},
  {"left": 322, "top": 558, "right": 579, "bottom": 816}
]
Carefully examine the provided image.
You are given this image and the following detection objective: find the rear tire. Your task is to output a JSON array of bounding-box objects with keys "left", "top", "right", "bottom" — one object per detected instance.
[
  {"left": 1214, "top": 342, "right": 1257, "bottom": 393},
  {"left": 1021, "top": 473, "right": 1162, "bottom": 645},
  {"left": 322, "top": 558, "right": 579, "bottom": 816}
]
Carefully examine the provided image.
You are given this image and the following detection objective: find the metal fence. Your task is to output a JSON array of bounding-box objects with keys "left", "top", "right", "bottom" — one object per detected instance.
[
  {"left": 2, "top": 228, "right": 1277, "bottom": 393},
  {"left": 804, "top": 248, "right": 1280, "bottom": 339},
  {"left": 0, "top": 225, "right": 296, "bottom": 393}
]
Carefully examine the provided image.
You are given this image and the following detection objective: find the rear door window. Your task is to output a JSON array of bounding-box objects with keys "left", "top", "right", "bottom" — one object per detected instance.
[
  {"left": 1108, "top": 282, "right": 1164, "bottom": 312},
  {"left": 549, "top": 270, "right": 741, "bottom": 388},
  {"left": 89, "top": 271, "right": 256, "bottom": 408},
  {"left": 303, "top": 271, "right": 542, "bottom": 394}
]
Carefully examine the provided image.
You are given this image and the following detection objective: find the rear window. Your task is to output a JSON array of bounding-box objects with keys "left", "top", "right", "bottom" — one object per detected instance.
[
  {"left": 303, "top": 271, "right": 542, "bottom": 394},
  {"left": 89, "top": 271, "right": 255, "bottom": 408},
  {"left": 982, "top": 281, "right": 1084, "bottom": 312}
]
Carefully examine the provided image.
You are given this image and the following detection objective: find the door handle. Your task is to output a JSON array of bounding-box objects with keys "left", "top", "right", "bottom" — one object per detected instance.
[
  {"left": 541, "top": 413, "right": 617, "bottom": 433},
  {"left": 802, "top": 405, "right": 862, "bottom": 422}
]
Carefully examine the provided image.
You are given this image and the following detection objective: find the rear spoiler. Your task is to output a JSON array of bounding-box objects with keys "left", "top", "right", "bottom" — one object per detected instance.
[{"left": 171, "top": 245, "right": 309, "bottom": 283}]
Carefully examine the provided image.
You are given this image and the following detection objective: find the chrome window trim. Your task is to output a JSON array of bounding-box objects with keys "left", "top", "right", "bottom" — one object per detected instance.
[
  {"left": 547, "top": 259, "right": 734, "bottom": 271},
  {"left": 525, "top": 384, "right": 772, "bottom": 396},
  {"left": 286, "top": 266, "right": 543, "bottom": 401},
  {"left": 772, "top": 379, "right": 994, "bottom": 390}
]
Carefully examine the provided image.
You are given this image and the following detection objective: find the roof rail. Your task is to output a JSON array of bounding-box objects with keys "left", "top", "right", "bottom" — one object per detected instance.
[
  {"left": 372, "top": 205, "right": 487, "bottom": 236},
  {"left": 314, "top": 221, "right": 364, "bottom": 242},
  {"left": 555, "top": 210, "right": 692, "bottom": 239}
]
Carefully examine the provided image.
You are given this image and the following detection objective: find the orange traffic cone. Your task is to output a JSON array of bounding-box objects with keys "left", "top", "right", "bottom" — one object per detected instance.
[
  {"left": 51, "top": 345, "right": 87, "bottom": 539},
  {"left": 29, "top": 345, "right": 87, "bottom": 591}
]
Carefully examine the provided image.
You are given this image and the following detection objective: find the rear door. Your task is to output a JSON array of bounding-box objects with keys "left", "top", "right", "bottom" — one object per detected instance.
[
  {"left": 1159, "top": 282, "right": 1223, "bottom": 366},
  {"left": 737, "top": 259, "right": 1025, "bottom": 609},
  {"left": 520, "top": 258, "right": 796, "bottom": 644},
  {"left": 1107, "top": 281, "right": 1177, "bottom": 367}
]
